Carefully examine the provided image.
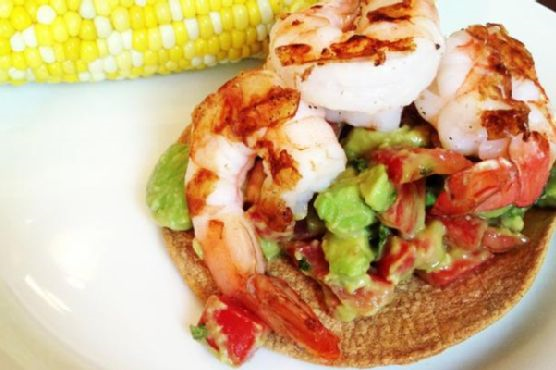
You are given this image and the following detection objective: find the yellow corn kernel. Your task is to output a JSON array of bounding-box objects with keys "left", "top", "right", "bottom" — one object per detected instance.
[
  {"left": 216, "top": 50, "right": 226, "bottom": 61},
  {"left": 116, "top": 51, "right": 132, "bottom": 70},
  {"left": 166, "top": 60, "right": 177, "bottom": 71},
  {"left": 183, "top": 40, "right": 194, "bottom": 59},
  {"left": 79, "top": 19, "right": 97, "bottom": 40},
  {"left": 178, "top": 58, "right": 190, "bottom": 68},
  {"left": 120, "top": 0, "right": 134, "bottom": 8},
  {"left": 169, "top": 45, "right": 182, "bottom": 62},
  {"left": 155, "top": 2, "right": 171, "bottom": 24},
  {"left": 13, "top": 0, "right": 25, "bottom": 6},
  {"left": 62, "top": 60, "right": 75, "bottom": 74},
  {"left": 0, "top": 69, "right": 8, "bottom": 83},
  {"left": 76, "top": 60, "right": 87, "bottom": 72},
  {"left": 131, "top": 66, "right": 143, "bottom": 76},
  {"left": 231, "top": 29, "right": 244, "bottom": 49},
  {"left": 47, "top": 61, "right": 62, "bottom": 76},
  {"left": 228, "top": 47, "right": 240, "bottom": 61},
  {"left": 132, "top": 29, "right": 148, "bottom": 51},
  {"left": 80, "top": 40, "right": 99, "bottom": 62},
  {"left": 246, "top": 0, "right": 261, "bottom": 26},
  {"left": 0, "top": 55, "right": 10, "bottom": 69},
  {"left": 144, "top": 50, "right": 157, "bottom": 65},
  {"left": 64, "top": 38, "right": 81, "bottom": 60},
  {"left": 53, "top": 43, "right": 64, "bottom": 61},
  {"left": 172, "top": 21, "right": 187, "bottom": 44},
  {"left": 129, "top": 6, "right": 145, "bottom": 29},
  {"left": 180, "top": 0, "right": 195, "bottom": 18},
  {"left": 245, "top": 26, "right": 256, "bottom": 45},
  {"left": 35, "top": 24, "right": 52, "bottom": 45},
  {"left": 63, "top": 11, "right": 82, "bottom": 37},
  {"left": 147, "top": 27, "right": 162, "bottom": 50},
  {"left": 231, "top": 4, "right": 248, "bottom": 30},
  {"left": 97, "top": 38, "right": 108, "bottom": 56},
  {"left": 24, "top": 2, "right": 38, "bottom": 21},
  {"left": 269, "top": 0, "right": 279, "bottom": 13},
  {"left": 0, "top": 40, "right": 10, "bottom": 56},
  {"left": 144, "top": 6, "right": 157, "bottom": 28},
  {"left": 158, "top": 49, "right": 169, "bottom": 64},
  {"left": 12, "top": 52, "right": 26, "bottom": 69},
  {"left": 194, "top": 38, "right": 206, "bottom": 56},
  {"left": 67, "top": 0, "right": 80, "bottom": 11},
  {"left": 50, "top": 0, "right": 68, "bottom": 14},
  {"left": 11, "top": 6, "right": 32, "bottom": 31},
  {"left": 197, "top": 14, "right": 212, "bottom": 38},
  {"left": 194, "top": 0, "right": 209, "bottom": 15},
  {"left": 33, "top": 64, "right": 49, "bottom": 82},
  {"left": 51, "top": 17, "right": 68, "bottom": 42},
  {"left": 0, "top": 19, "right": 14, "bottom": 39},
  {"left": 220, "top": 7, "right": 232, "bottom": 31},
  {"left": 94, "top": 0, "right": 111, "bottom": 16},
  {"left": 111, "top": 6, "right": 130, "bottom": 31},
  {"left": 0, "top": 0, "right": 14, "bottom": 18},
  {"left": 62, "top": 74, "right": 78, "bottom": 83},
  {"left": 218, "top": 32, "right": 231, "bottom": 50},
  {"left": 209, "top": 0, "right": 221, "bottom": 11},
  {"left": 207, "top": 36, "right": 219, "bottom": 54}
]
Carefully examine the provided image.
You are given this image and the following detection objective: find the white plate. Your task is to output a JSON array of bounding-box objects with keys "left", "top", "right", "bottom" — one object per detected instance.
[{"left": 1, "top": 1, "right": 556, "bottom": 369}]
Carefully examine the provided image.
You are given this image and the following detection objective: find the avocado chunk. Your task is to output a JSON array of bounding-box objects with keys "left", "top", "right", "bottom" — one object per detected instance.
[
  {"left": 314, "top": 169, "right": 376, "bottom": 238},
  {"left": 259, "top": 238, "right": 281, "bottom": 261},
  {"left": 146, "top": 142, "right": 192, "bottom": 231},
  {"left": 500, "top": 207, "right": 526, "bottom": 233},
  {"left": 322, "top": 232, "right": 374, "bottom": 292},
  {"left": 359, "top": 164, "right": 397, "bottom": 212},
  {"left": 342, "top": 125, "right": 431, "bottom": 160}
]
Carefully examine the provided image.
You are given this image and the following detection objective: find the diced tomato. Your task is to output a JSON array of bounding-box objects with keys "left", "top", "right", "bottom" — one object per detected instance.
[
  {"left": 509, "top": 132, "right": 551, "bottom": 207},
  {"left": 376, "top": 236, "right": 416, "bottom": 285},
  {"left": 370, "top": 148, "right": 472, "bottom": 185},
  {"left": 379, "top": 179, "right": 426, "bottom": 238},
  {"left": 419, "top": 249, "right": 493, "bottom": 287},
  {"left": 432, "top": 159, "right": 519, "bottom": 215},
  {"left": 482, "top": 227, "right": 529, "bottom": 253},
  {"left": 285, "top": 239, "right": 329, "bottom": 280},
  {"left": 433, "top": 215, "right": 487, "bottom": 251},
  {"left": 196, "top": 295, "right": 268, "bottom": 366}
]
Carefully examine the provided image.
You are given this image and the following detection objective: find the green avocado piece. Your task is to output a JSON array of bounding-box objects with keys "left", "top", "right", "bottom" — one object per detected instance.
[
  {"left": 413, "top": 220, "right": 451, "bottom": 272},
  {"left": 322, "top": 232, "right": 374, "bottom": 292},
  {"left": 259, "top": 238, "right": 281, "bottom": 261},
  {"left": 359, "top": 164, "right": 397, "bottom": 212},
  {"left": 500, "top": 207, "right": 526, "bottom": 233},
  {"left": 342, "top": 125, "right": 431, "bottom": 160},
  {"left": 477, "top": 205, "right": 513, "bottom": 219},
  {"left": 314, "top": 169, "right": 376, "bottom": 238},
  {"left": 146, "top": 142, "right": 192, "bottom": 231},
  {"left": 537, "top": 165, "right": 556, "bottom": 208}
]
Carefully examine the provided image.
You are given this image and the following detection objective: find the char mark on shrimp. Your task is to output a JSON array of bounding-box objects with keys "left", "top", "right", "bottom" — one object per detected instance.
[
  {"left": 186, "top": 168, "right": 219, "bottom": 217},
  {"left": 481, "top": 105, "right": 530, "bottom": 140},
  {"left": 276, "top": 36, "right": 415, "bottom": 66},
  {"left": 366, "top": 0, "right": 413, "bottom": 23}
]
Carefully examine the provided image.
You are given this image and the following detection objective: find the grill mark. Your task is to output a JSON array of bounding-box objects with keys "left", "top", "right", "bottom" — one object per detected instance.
[
  {"left": 366, "top": 0, "right": 413, "bottom": 24},
  {"left": 481, "top": 105, "right": 531, "bottom": 140},
  {"left": 186, "top": 168, "right": 219, "bottom": 216},
  {"left": 276, "top": 36, "right": 414, "bottom": 66}
]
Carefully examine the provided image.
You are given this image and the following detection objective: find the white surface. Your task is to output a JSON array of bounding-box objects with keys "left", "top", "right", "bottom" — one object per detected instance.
[{"left": 1, "top": 1, "right": 556, "bottom": 369}]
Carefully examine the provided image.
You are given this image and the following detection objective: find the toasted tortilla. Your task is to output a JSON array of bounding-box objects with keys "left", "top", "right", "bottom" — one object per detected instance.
[{"left": 162, "top": 208, "right": 556, "bottom": 367}]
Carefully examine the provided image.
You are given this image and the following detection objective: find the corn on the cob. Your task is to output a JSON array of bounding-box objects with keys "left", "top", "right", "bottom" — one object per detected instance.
[{"left": 0, "top": 0, "right": 315, "bottom": 85}]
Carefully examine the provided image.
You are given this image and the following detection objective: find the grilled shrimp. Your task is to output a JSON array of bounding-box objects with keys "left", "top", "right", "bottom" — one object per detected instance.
[
  {"left": 185, "top": 69, "right": 345, "bottom": 359},
  {"left": 267, "top": 0, "right": 444, "bottom": 131},
  {"left": 414, "top": 25, "right": 556, "bottom": 215}
]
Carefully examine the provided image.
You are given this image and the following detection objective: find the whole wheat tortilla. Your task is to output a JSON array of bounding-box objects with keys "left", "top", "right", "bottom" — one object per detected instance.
[{"left": 162, "top": 208, "right": 556, "bottom": 367}]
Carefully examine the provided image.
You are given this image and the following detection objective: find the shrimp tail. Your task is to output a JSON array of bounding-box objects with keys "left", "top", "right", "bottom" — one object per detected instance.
[{"left": 240, "top": 274, "right": 341, "bottom": 361}]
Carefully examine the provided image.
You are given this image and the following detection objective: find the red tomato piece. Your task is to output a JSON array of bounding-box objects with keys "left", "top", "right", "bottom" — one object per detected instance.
[
  {"left": 197, "top": 295, "right": 268, "bottom": 366},
  {"left": 376, "top": 236, "right": 416, "bottom": 285},
  {"left": 379, "top": 179, "right": 426, "bottom": 238},
  {"left": 371, "top": 148, "right": 472, "bottom": 185},
  {"left": 419, "top": 249, "right": 493, "bottom": 287},
  {"left": 482, "top": 227, "right": 529, "bottom": 253},
  {"left": 433, "top": 215, "right": 487, "bottom": 251},
  {"left": 285, "top": 239, "right": 329, "bottom": 280}
]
